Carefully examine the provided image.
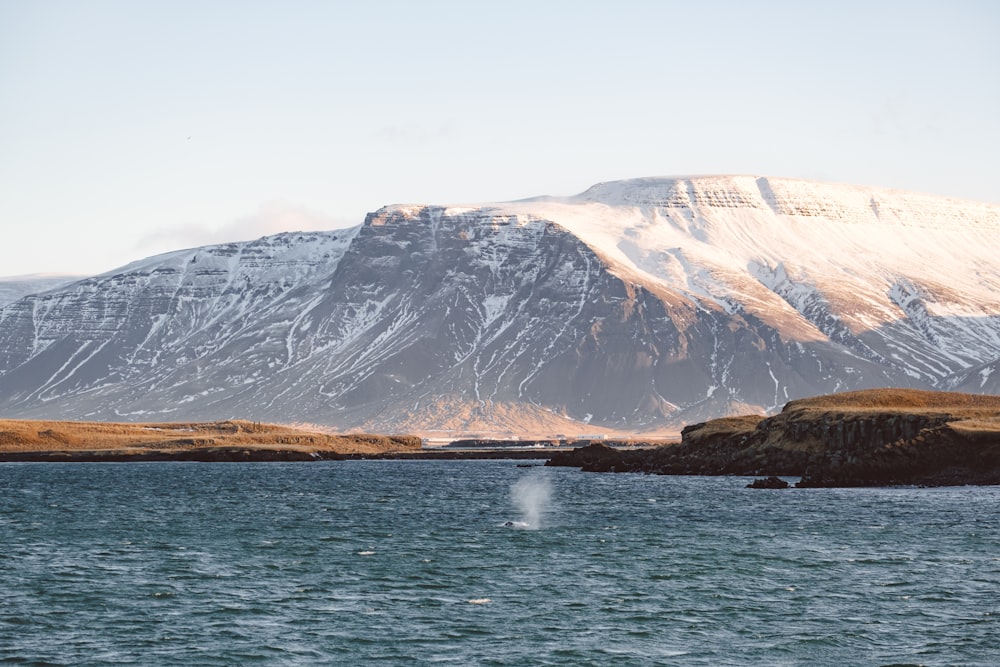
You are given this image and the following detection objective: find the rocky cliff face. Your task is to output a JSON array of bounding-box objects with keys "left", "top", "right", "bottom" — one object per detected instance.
[{"left": 1, "top": 177, "right": 999, "bottom": 433}]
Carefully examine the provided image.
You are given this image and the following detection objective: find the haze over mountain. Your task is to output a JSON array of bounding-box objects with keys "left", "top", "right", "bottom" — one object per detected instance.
[
  {"left": 0, "top": 275, "right": 81, "bottom": 308},
  {"left": 1, "top": 176, "right": 998, "bottom": 435}
]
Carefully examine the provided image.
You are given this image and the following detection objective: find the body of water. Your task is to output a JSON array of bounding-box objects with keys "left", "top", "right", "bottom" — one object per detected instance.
[{"left": 1, "top": 460, "right": 997, "bottom": 665}]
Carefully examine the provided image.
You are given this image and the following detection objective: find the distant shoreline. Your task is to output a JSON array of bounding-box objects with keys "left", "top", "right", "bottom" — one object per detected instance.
[
  {"left": 8, "top": 388, "right": 999, "bottom": 488},
  {"left": 0, "top": 419, "right": 664, "bottom": 463},
  {"left": 0, "top": 418, "right": 422, "bottom": 461},
  {"left": 0, "top": 447, "right": 571, "bottom": 463}
]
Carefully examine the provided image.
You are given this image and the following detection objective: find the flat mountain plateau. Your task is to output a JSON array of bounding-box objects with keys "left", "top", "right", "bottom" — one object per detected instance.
[
  {"left": 0, "top": 419, "right": 420, "bottom": 461},
  {"left": 548, "top": 389, "right": 1000, "bottom": 486}
]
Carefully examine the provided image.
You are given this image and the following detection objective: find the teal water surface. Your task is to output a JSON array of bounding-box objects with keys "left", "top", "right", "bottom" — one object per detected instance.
[{"left": 1, "top": 461, "right": 998, "bottom": 665}]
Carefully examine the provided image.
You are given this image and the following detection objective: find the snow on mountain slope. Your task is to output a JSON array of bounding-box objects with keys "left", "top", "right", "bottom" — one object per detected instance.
[
  {"left": 0, "top": 176, "right": 998, "bottom": 434},
  {"left": 503, "top": 176, "right": 1000, "bottom": 385},
  {"left": 0, "top": 230, "right": 357, "bottom": 416}
]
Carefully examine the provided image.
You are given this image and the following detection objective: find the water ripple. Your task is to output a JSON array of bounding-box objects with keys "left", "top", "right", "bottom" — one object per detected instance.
[{"left": 1, "top": 461, "right": 998, "bottom": 665}]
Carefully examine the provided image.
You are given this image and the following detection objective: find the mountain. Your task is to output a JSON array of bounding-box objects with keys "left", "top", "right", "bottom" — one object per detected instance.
[{"left": 1, "top": 176, "right": 998, "bottom": 434}]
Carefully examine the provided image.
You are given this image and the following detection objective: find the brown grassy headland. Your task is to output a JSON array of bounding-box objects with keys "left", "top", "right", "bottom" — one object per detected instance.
[
  {"left": 548, "top": 388, "right": 1000, "bottom": 486},
  {"left": 0, "top": 419, "right": 421, "bottom": 461},
  {"left": 784, "top": 388, "right": 1000, "bottom": 411}
]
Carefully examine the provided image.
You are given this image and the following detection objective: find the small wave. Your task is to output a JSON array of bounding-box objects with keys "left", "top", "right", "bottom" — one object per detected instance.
[
  {"left": 467, "top": 598, "right": 492, "bottom": 604},
  {"left": 357, "top": 550, "right": 375, "bottom": 556}
]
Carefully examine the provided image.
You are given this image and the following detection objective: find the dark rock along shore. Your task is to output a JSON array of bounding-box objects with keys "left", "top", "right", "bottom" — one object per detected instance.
[{"left": 547, "top": 390, "right": 1000, "bottom": 487}]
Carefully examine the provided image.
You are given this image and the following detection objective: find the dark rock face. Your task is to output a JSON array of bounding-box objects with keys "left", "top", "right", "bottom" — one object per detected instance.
[
  {"left": 545, "top": 439, "right": 813, "bottom": 477},
  {"left": 794, "top": 425, "right": 1000, "bottom": 487},
  {"left": 546, "top": 443, "right": 642, "bottom": 472},
  {"left": 747, "top": 476, "right": 789, "bottom": 489}
]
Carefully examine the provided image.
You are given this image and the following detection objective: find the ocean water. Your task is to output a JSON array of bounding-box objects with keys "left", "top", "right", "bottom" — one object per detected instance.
[{"left": 1, "top": 461, "right": 997, "bottom": 666}]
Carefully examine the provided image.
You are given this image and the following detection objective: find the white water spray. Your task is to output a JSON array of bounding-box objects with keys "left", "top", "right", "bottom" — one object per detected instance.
[{"left": 509, "top": 471, "right": 552, "bottom": 530}]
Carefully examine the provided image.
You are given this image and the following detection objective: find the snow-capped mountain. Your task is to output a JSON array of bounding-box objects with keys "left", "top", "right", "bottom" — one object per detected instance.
[{"left": 1, "top": 176, "right": 998, "bottom": 434}]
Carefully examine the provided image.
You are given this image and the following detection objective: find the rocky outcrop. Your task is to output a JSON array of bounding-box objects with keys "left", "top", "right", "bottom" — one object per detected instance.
[
  {"left": 794, "top": 422, "right": 1000, "bottom": 487},
  {"left": 746, "top": 476, "right": 789, "bottom": 489},
  {"left": 546, "top": 443, "right": 645, "bottom": 472},
  {"left": 547, "top": 389, "right": 1000, "bottom": 486}
]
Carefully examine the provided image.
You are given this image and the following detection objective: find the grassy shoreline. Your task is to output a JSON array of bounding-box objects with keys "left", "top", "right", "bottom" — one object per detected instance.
[{"left": 0, "top": 419, "right": 421, "bottom": 461}]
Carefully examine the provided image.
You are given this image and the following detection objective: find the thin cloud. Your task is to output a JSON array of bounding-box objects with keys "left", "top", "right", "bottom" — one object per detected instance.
[
  {"left": 134, "top": 203, "right": 354, "bottom": 255},
  {"left": 376, "top": 119, "right": 457, "bottom": 144}
]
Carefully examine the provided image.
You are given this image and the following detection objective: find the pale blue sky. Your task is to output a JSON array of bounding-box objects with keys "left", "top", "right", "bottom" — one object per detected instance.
[{"left": 1, "top": 0, "right": 998, "bottom": 276}]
